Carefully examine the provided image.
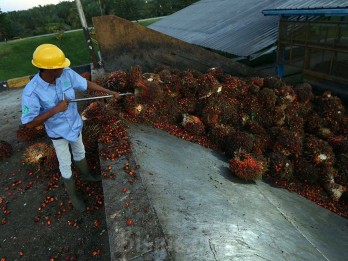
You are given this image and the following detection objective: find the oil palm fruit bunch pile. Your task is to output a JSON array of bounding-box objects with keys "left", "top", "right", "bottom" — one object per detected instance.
[{"left": 90, "top": 66, "right": 347, "bottom": 202}]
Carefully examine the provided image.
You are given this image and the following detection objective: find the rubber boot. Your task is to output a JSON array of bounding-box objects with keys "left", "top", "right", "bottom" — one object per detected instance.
[
  {"left": 63, "top": 177, "right": 86, "bottom": 212},
  {"left": 74, "top": 158, "right": 102, "bottom": 182}
]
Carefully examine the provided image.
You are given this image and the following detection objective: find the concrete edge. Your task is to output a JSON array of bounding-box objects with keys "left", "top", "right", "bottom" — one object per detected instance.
[{"left": 99, "top": 129, "right": 171, "bottom": 260}]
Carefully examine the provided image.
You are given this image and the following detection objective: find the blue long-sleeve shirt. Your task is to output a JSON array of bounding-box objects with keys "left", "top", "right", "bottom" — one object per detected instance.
[{"left": 21, "top": 68, "right": 87, "bottom": 142}]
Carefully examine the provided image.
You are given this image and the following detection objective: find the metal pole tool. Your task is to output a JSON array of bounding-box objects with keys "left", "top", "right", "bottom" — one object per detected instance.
[{"left": 63, "top": 92, "right": 133, "bottom": 102}]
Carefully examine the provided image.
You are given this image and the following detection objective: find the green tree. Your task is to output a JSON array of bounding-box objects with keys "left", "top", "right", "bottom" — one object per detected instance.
[
  {"left": 113, "top": 0, "right": 142, "bottom": 21},
  {"left": 141, "top": 0, "right": 198, "bottom": 17},
  {"left": 0, "top": 9, "right": 11, "bottom": 41},
  {"left": 0, "top": 0, "right": 199, "bottom": 40},
  {"left": 85, "top": 1, "right": 103, "bottom": 24}
]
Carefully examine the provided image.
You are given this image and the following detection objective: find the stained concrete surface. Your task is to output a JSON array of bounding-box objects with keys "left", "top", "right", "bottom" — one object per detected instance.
[
  {"left": 2, "top": 89, "right": 348, "bottom": 260},
  {"left": 126, "top": 124, "right": 348, "bottom": 261},
  {"left": 0, "top": 89, "right": 23, "bottom": 145},
  {"left": 101, "top": 152, "right": 170, "bottom": 260}
]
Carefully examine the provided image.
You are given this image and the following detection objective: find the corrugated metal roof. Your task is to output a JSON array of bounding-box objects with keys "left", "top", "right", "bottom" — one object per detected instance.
[
  {"left": 148, "top": 0, "right": 348, "bottom": 57},
  {"left": 149, "top": 0, "right": 281, "bottom": 57},
  {"left": 270, "top": 0, "right": 348, "bottom": 10}
]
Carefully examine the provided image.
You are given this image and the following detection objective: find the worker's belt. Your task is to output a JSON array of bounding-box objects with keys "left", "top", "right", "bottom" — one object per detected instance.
[
  {"left": 50, "top": 136, "right": 64, "bottom": 140},
  {"left": 49, "top": 133, "right": 80, "bottom": 140}
]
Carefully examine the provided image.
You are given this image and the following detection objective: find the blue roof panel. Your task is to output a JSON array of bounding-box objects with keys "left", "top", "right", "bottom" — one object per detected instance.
[
  {"left": 271, "top": 0, "right": 348, "bottom": 10},
  {"left": 263, "top": 0, "right": 348, "bottom": 16}
]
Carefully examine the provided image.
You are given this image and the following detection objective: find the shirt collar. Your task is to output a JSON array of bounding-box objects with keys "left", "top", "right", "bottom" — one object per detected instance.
[{"left": 36, "top": 73, "right": 51, "bottom": 90}]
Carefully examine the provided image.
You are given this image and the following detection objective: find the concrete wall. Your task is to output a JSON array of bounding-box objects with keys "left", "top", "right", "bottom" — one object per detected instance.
[{"left": 92, "top": 16, "right": 263, "bottom": 77}]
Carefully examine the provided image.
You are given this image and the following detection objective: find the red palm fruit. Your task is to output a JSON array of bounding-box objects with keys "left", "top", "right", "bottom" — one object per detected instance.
[{"left": 229, "top": 151, "right": 268, "bottom": 181}]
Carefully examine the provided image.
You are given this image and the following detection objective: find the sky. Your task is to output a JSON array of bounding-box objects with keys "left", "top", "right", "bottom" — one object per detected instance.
[{"left": 0, "top": 0, "right": 74, "bottom": 12}]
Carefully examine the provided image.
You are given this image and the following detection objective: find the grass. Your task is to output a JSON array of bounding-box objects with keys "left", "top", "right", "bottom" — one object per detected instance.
[
  {"left": 0, "top": 19, "right": 160, "bottom": 81},
  {"left": 0, "top": 30, "right": 91, "bottom": 80}
]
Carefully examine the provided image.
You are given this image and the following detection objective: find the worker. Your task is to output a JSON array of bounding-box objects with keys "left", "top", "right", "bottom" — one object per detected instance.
[{"left": 21, "top": 44, "right": 120, "bottom": 211}]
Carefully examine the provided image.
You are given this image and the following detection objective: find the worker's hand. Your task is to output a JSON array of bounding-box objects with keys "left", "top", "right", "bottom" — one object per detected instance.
[
  {"left": 109, "top": 91, "right": 120, "bottom": 100},
  {"left": 55, "top": 99, "right": 69, "bottom": 113}
]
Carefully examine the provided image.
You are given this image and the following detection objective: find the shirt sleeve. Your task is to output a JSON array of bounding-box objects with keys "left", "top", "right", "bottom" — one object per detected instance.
[
  {"left": 21, "top": 92, "right": 41, "bottom": 125},
  {"left": 66, "top": 68, "right": 88, "bottom": 91}
]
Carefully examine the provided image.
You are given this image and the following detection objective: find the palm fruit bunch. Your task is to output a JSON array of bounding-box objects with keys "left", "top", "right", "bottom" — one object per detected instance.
[
  {"left": 244, "top": 121, "right": 270, "bottom": 155},
  {"left": 319, "top": 165, "right": 346, "bottom": 201},
  {"left": 0, "top": 140, "right": 13, "bottom": 161},
  {"left": 201, "top": 104, "right": 221, "bottom": 127},
  {"left": 137, "top": 72, "right": 165, "bottom": 105},
  {"left": 304, "top": 110, "right": 334, "bottom": 139},
  {"left": 156, "top": 68, "right": 181, "bottom": 97},
  {"left": 241, "top": 94, "right": 260, "bottom": 122},
  {"left": 269, "top": 152, "right": 293, "bottom": 180},
  {"left": 196, "top": 73, "right": 222, "bottom": 99},
  {"left": 249, "top": 76, "right": 264, "bottom": 88},
  {"left": 254, "top": 88, "right": 277, "bottom": 128},
  {"left": 283, "top": 103, "right": 305, "bottom": 134},
  {"left": 302, "top": 134, "right": 346, "bottom": 200},
  {"left": 104, "top": 70, "right": 128, "bottom": 92},
  {"left": 128, "top": 65, "right": 143, "bottom": 89},
  {"left": 181, "top": 114, "right": 205, "bottom": 136},
  {"left": 273, "top": 128, "right": 303, "bottom": 157},
  {"left": 208, "top": 124, "right": 235, "bottom": 150},
  {"left": 177, "top": 69, "right": 199, "bottom": 98},
  {"left": 293, "top": 83, "right": 313, "bottom": 104},
  {"left": 313, "top": 90, "right": 346, "bottom": 135},
  {"left": 263, "top": 76, "right": 284, "bottom": 90},
  {"left": 16, "top": 125, "right": 45, "bottom": 141},
  {"left": 81, "top": 102, "right": 110, "bottom": 123},
  {"left": 23, "top": 143, "right": 58, "bottom": 171},
  {"left": 303, "top": 134, "right": 335, "bottom": 167},
  {"left": 224, "top": 131, "right": 255, "bottom": 158},
  {"left": 220, "top": 75, "right": 248, "bottom": 100},
  {"left": 82, "top": 123, "right": 102, "bottom": 152},
  {"left": 229, "top": 151, "right": 268, "bottom": 181},
  {"left": 294, "top": 157, "right": 321, "bottom": 184},
  {"left": 155, "top": 92, "right": 182, "bottom": 124},
  {"left": 218, "top": 97, "right": 241, "bottom": 126},
  {"left": 206, "top": 67, "right": 224, "bottom": 82}
]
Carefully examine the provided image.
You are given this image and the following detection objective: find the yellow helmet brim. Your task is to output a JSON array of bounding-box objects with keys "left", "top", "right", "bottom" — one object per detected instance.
[{"left": 32, "top": 57, "right": 70, "bottom": 69}]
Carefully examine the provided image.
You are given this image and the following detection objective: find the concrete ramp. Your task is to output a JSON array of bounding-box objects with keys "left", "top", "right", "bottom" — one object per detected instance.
[
  {"left": 117, "top": 124, "right": 347, "bottom": 260},
  {"left": 92, "top": 16, "right": 262, "bottom": 77}
]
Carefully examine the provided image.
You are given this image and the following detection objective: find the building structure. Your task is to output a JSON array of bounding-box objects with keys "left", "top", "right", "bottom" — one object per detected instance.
[
  {"left": 149, "top": 0, "right": 348, "bottom": 85},
  {"left": 263, "top": 0, "right": 348, "bottom": 85}
]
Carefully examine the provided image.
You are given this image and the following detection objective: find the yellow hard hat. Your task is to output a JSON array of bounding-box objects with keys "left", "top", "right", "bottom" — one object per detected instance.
[{"left": 32, "top": 44, "right": 71, "bottom": 69}]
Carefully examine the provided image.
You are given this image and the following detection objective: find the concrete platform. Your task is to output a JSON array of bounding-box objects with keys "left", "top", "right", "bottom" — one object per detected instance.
[
  {"left": 2, "top": 89, "right": 347, "bottom": 260},
  {"left": 102, "top": 123, "right": 348, "bottom": 260}
]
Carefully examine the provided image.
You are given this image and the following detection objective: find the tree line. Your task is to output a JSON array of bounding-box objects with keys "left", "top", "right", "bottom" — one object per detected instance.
[{"left": 0, "top": 0, "right": 198, "bottom": 41}]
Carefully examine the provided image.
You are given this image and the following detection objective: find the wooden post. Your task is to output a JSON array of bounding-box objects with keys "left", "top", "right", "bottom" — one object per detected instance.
[
  {"left": 75, "top": 0, "right": 100, "bottom": 68},
  {"left": 276, "top": 17, "right": 286, "bottom": 78}
]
